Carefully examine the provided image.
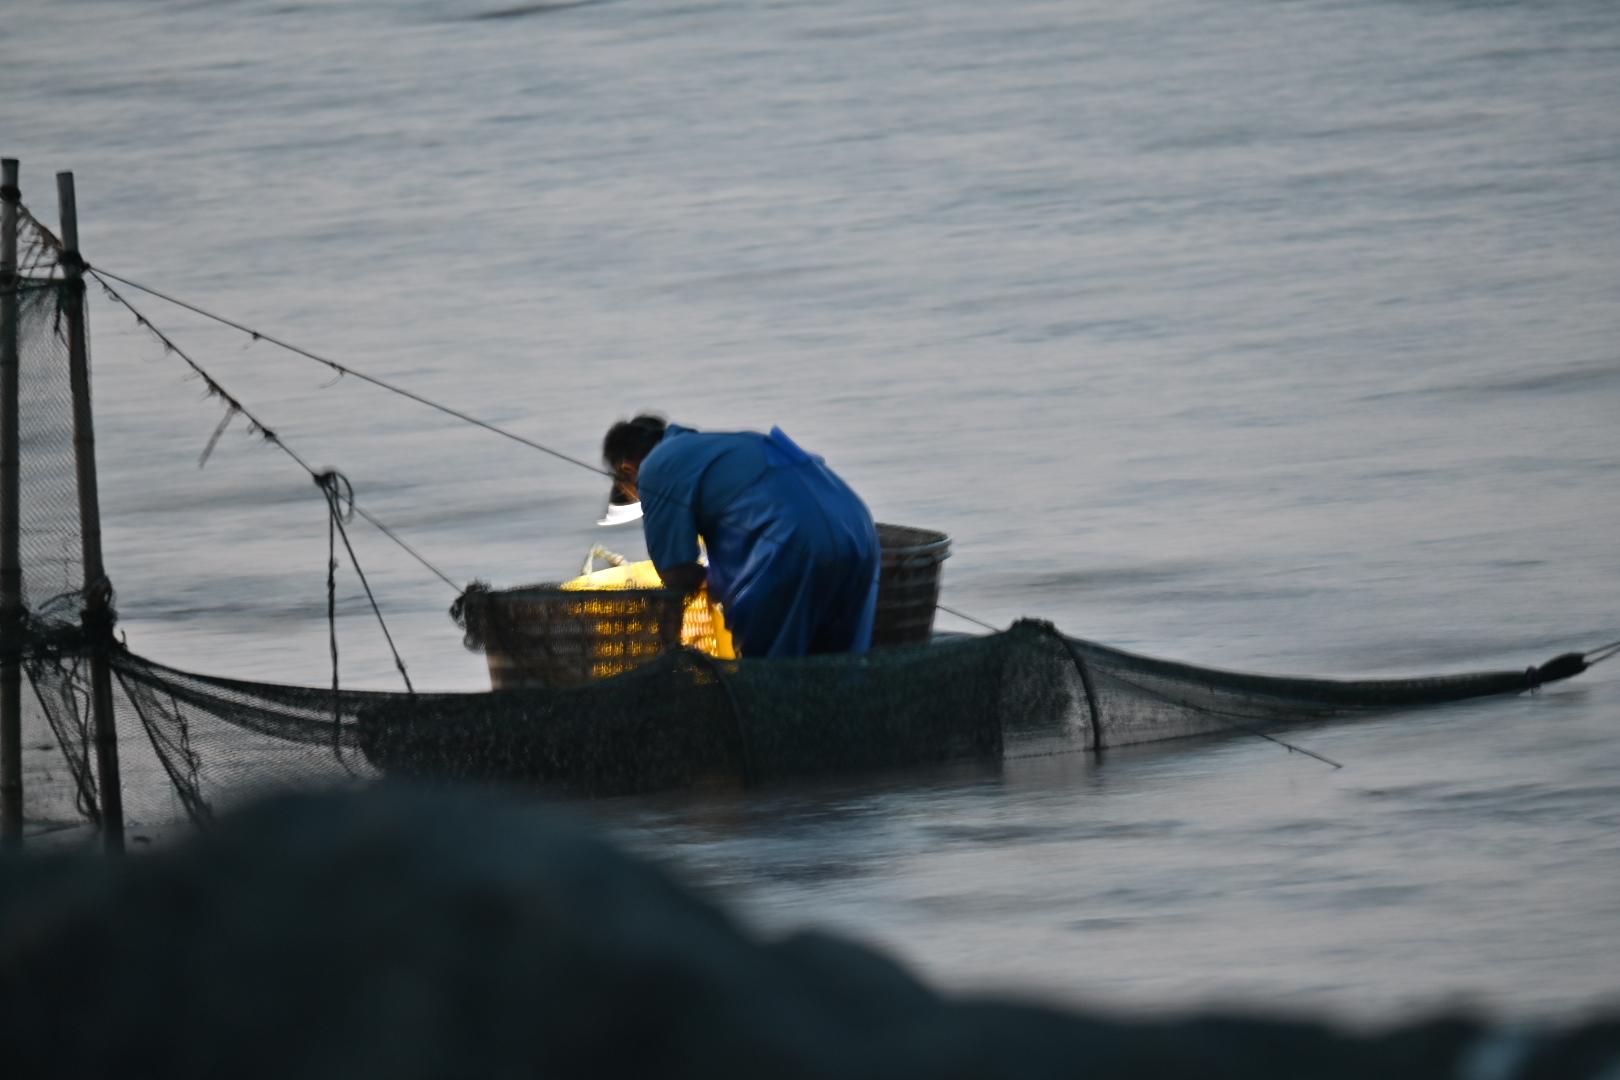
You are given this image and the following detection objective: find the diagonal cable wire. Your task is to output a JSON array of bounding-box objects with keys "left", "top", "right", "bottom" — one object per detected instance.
[
  {"left": 87, "top": 265, "right": 614, "bottom": 481},
  {"left": 89, "top": 270, "right": 463, "bottom": 597},
  {"left": 937, "top": 603, "right": 1000, "bottom": 633},
  {"left": 92, "top": 272, "right": 315, "bottom": 473},
  {"left": 349, "top": 503, "right": 461, "bottom": 592}
]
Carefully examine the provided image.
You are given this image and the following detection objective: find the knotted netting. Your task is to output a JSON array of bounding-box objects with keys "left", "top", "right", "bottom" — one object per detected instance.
[
  {"left": 2, "top": 259, "right": 1579, "bottom": 840},
  {"left": 20, "top": 610, "right": 1561, "bottom": 832}
]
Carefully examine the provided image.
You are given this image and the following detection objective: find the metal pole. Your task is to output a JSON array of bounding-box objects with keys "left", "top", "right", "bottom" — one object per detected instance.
[
  {"left": 1, "top": 159, "right": 22, "bottom": 848},
  {"left": 57, "top": 171, "right": 124, "bottom": 855}
]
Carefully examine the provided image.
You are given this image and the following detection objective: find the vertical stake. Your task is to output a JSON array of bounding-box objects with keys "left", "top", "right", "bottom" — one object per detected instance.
[
  {"left": 1, "top": 158, "right": 22, "bottom": 848},
  {"left": 57, "top": 171, "right": 124, "bottom": 855}
]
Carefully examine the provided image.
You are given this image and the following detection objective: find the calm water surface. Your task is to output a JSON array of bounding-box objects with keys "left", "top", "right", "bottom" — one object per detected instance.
[{"left": 6, "top": 0, "right": 1620, "bottom": 1023}]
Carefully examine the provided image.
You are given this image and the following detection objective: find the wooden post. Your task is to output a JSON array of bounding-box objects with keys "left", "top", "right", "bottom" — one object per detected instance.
[
  {"left": 1, "top": 158, "right": 22, "bottom": 848},
  {"left": 57, "top": 171, "right": 124, "bottom": 855}
]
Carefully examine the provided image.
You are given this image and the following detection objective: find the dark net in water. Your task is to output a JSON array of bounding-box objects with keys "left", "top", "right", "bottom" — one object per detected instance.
[
  {"left": 3, "top": 278, "right": 1555, "bottom": 835},
  {"left": 18, "top": 614, "right": 1548, "bottom": 831}
]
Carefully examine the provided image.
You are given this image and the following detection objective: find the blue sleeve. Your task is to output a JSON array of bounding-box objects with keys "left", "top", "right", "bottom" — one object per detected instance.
[{"left": 638, "top": 449, "right": 702, "bottom": 572}]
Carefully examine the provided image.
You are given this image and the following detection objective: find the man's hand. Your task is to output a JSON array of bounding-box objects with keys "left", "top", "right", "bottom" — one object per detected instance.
[{"left": 659, "top": 562, "right": 708, "bottom": 596}]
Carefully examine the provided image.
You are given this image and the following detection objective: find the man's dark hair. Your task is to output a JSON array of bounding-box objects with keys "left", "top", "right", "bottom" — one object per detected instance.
[{"left": 602, "top": 414, "right": 668, "bottom": 467}]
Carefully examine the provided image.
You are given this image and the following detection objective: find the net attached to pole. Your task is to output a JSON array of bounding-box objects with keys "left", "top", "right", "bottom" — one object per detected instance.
[
  {"left": 3, "top": 275, "right": 1577, "bottom": 838},
  {"left": 10, "top": 278, "right": 99, "bottom": 830},
  {"left": 21, "top": 614, "right": 1562, "bottom": 831}
]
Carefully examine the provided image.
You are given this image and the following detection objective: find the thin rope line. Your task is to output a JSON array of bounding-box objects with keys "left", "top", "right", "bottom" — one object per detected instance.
[
  {"left": 88, "top": 265, "right": 614, "bottom": 481},
  {"left": 325, "top": 499, "right": 345, "bottom": 767},
  {"left": 937, "top": 603, "right": 999, "bottom": 632},
  {"left": 1587, "top": 639, "right": 1620, "bottom": 665},
  {"left": 349, "top": 504, "right": 461, "bottom": 593},
  {"left": 322, "top": 477, "right": 415, "bottom": 694},
  {"left": 89, "top": 269, "right": 463, "bottom": 594},
  {"left": 91, "top": 271, "right": 317, "bottom": 472}
]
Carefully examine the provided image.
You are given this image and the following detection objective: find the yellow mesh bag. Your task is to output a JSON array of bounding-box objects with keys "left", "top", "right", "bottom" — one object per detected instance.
[{"left": 561, "top": 560, "right": 736, "bottom": 660}]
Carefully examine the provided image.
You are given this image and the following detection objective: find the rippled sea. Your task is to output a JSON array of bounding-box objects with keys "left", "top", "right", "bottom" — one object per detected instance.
[{"left": 7, "top": 0, "right": 1620, "bottom": 1022}]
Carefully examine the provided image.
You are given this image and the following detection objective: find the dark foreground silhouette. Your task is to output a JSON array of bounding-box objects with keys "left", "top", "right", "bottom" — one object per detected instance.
[{"left": 1, "top": 787, "right": 1615, "bottom": 1078}]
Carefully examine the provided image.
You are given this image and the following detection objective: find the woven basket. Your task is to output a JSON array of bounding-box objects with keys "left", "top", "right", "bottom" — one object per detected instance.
[
  {"left": 459, "top": 523, "right": 949, "bottom": 686},
  {"left": 872, "top": 523, "right": 951, "bottom": 647},
  {"left": 464, "top": 584, "right": 692, "bottom": 690}
]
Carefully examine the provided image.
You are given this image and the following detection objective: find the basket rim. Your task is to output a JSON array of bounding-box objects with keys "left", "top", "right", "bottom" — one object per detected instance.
[
  {"left": 475, "top": 583, "right": 690, "bottom": 601},
  {"left": 875, "top": 522, "right": 950, "bottom": 555}
]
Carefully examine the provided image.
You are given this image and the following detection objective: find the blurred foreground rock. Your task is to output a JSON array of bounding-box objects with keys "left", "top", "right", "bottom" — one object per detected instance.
[{"left": 1, "top": 787, "right": 1616, "bottom": 1079}]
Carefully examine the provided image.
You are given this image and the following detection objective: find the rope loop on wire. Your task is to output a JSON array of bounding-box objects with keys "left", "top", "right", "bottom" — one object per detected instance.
[
  {"left": 314, "top": 469, "right": 356, "bottom": 524},
  {"left": 315, "top": 471, "right": 415, "bottom": 697}
]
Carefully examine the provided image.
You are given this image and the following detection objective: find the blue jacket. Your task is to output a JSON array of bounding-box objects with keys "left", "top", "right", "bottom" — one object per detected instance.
[{"left": 638, "top": 425, "right": 879, "bottom": 658}]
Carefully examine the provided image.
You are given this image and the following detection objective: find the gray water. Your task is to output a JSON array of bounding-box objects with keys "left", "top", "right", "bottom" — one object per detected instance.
[{"left": 7, "top": 0, "right": 1620, "bottom": 1024}]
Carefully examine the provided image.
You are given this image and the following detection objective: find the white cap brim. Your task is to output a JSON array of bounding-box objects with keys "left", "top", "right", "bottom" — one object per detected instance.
[{"left": 596, "top": 500, "right": 644, "bottom": 527}]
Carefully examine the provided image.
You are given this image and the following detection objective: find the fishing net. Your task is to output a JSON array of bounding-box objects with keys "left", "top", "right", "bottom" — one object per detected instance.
[
  {"left": 18, "top": 611, "right": 1550, "bottom": 831},
  {"left": 2, "top": 274, "right": 1567, "bottom": 839}
]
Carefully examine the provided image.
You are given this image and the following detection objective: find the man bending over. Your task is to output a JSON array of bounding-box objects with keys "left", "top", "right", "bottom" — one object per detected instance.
[{"left": 601, "top": 415, "right": 880, "bottom": 658}]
